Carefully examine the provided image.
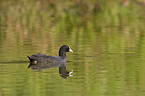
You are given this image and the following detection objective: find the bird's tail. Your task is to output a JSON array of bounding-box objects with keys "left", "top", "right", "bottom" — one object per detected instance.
[
  {"left": 27, "top": 56, "right": 33, "bottom": 62},
  {"left": 27, "top": 56, "right": 36, "bottom": 68}
]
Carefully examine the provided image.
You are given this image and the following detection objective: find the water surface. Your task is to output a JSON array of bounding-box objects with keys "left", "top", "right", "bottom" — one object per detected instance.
[{"left": 0, "top": 1, "right": 145, "bottom": 96}]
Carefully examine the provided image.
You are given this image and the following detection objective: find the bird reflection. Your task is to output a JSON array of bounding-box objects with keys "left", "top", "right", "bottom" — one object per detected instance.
[
  {"left": 59, "top": 66, "right": 73, "bottom": 79},
  {"left": 27, "top": 61, "right": 73, "bottom": 79}
]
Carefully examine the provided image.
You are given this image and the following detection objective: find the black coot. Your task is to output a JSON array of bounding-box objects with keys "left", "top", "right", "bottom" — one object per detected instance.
[{"left": 27, "top": 45, "right": 73, "bottom": 68}]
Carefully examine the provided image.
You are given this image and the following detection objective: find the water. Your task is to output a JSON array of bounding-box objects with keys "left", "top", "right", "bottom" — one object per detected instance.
[{"left": 0, "top": 1, "right": 145, "bottom": 96}]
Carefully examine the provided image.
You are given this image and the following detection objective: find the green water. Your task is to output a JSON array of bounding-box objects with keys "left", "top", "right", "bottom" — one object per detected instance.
[{"left": 0, "top": 0, "right": 145, "bottom": 96}]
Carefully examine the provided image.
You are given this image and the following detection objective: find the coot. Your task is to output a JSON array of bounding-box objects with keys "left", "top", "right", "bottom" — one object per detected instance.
[{"left": 27, "top": 45, "right": 73, "bottom": 68}]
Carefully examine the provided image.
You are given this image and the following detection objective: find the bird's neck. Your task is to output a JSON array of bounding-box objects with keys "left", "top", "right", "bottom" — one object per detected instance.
[{"left": 59, "top": 50, "right": 66, "bottom": 59}]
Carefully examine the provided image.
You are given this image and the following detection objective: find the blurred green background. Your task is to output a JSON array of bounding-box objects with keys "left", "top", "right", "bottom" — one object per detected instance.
[{"left": 0, "top": 0, "right": 145, "bottom": 96}]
